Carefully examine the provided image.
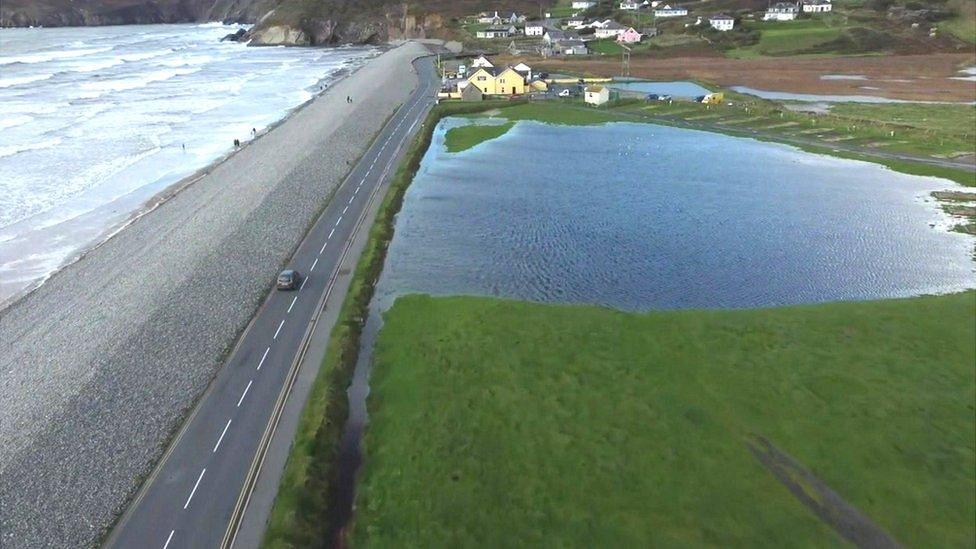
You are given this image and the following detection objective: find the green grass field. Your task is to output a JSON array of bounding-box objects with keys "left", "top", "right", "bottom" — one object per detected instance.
[
  {"left": 353, "top": 292, "right": 976, "bottom": 547},
  {"left": 444, "top": 121, "right": 515, "bottom": 152},
  {"left": 728, "top": 19, "right": 846, "bottom": 58}
]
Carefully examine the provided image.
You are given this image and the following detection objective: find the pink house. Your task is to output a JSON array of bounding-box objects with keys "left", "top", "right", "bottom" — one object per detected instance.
[{"left": 616, "top": 27, "right": 643, "bottom": 43}]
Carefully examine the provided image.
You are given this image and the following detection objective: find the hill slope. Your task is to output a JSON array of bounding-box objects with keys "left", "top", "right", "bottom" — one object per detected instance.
[{"left": 0, "top": 0, "right": 552, "bottom": 44}]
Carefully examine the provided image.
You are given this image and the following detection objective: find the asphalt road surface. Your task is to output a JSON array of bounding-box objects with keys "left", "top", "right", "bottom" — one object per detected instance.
[{"left": 106, "top": 54, "right": 439, "bottom": 549}]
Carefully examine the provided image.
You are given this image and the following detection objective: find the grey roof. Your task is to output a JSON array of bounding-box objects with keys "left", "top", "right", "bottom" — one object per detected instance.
[{"left": 602, "top": 21, "right": 627, "bottom": 29}]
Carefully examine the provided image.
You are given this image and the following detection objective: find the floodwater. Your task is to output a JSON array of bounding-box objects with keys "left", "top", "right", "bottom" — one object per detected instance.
[
  {"left": 611, "top": 79, "right": 711, "bottom": 98},
  {"left": 731, "top": 85, "right": 975, "bottom": 104},
  {"left": 328, "top": 116, "right": 974, "bottom": 542},
  {"left": 375, "top": 118, "right": 973, "bottom": 312}
]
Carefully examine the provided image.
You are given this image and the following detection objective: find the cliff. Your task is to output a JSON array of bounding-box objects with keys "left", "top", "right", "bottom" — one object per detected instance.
[{"left": 0, "top": 0, "right": 551, "bottom": 45}]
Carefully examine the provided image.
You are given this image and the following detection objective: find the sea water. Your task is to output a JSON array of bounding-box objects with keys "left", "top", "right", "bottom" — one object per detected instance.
[{"left": 0, "top": 24, "right": 376, "bottom": 305}]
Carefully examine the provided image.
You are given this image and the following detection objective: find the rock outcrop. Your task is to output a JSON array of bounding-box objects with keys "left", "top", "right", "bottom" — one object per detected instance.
[{"left": 1, "top": 0, "right": 550, "bottom": 46}]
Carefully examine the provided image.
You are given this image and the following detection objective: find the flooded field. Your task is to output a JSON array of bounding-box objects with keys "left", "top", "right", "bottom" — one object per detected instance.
[{"left": 375, "top": 118, "right": 973, "bottom": 311}]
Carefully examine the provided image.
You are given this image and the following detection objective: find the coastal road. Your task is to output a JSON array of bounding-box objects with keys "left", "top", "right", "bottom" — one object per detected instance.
[{"left": 106, "top": 53, "right": 439, "bottom": 549}]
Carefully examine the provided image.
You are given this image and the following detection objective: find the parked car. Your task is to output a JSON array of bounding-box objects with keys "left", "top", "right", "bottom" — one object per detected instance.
[
  {"left": 558, "top": 88, "right": 572, "bottom": 97},
  {"left": 276, "top": 269, "right": 301, "bottom": 290},
  {"left": 645, "top": 93, "right": 659, "bottom": 101}
]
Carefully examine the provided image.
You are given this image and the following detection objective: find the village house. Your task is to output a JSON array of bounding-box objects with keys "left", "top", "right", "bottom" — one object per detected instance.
[
  {"left": 763, "top": 2, "right": 799, "bottom": 20},
  {"left": 545, "top": 27, "right": 584, "bottom": 43},
  {"left": 525, "top": 22, "right": 546, "bottom": 36},
  {"left": 467, "top": 65, "right": 526, "bottom": 96},
  {"left": 512, "top": 61, "right": 534, "bottom": 81},
  {"left": 594, "top": 21, "right": 628, "bottom": 38},
  {"left": 564, "top": 15, "right": 588, "bottom": 29},
  {"left": 617, "top": 27, "right": 644, "bottom": 43},
  {"left": 802, "top": 0, "right": 832, "bottom": 12},
  {"left": 572, "top": 0, "right": 598, "bottom": 9},
  {"left": 477, "top": 25, "right": 517, "bottom": 39},
  {"left": 460, "top": 82, "right": 484, "bottom": 101},
  {"left": 550, "top": 38, "right": 589, "bottom": 55},
  {"left": 584, "top": 85, "right": 610, "bottom": 105},
  {"left": 708, "top": 14, "right": 734, "bottom": 31},
  {"left": 477, "top": 11, "right": 503, "bottom": 24},
  {"left": 654, "top": 4, "right": 689, "bottom": 17},
  {"left": 619, "top": 0, "right": 648, "bottom": 10},
  {"left": 471, "top": 55, "right": 494, "bottom": 69}
]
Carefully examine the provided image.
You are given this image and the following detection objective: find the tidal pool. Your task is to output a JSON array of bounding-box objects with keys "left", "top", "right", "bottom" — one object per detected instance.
[{"left": 375, "top": 118, "right": 973, "bottom": 311}]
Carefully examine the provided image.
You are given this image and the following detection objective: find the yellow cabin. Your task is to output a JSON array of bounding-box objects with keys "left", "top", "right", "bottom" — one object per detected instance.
[{"left": 467, "top": 67, "right": 525, "bottom": 96}]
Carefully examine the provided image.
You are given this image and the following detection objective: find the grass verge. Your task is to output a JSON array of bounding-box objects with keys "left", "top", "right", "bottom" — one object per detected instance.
[
  {"left": 354, "top": 292, "right": 976, "bottom": 547},
  {"left": 261, "top": 99, "right": 522, "bottom": 548}
]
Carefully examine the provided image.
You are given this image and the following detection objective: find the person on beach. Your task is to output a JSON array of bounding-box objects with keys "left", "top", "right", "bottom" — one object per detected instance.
[
  {"left": 233, "top": 138, "right": 240, "bottom": 148},
  {"left": 251, "top": 128, "right": 256, "bottom": 137},
  {"left": 181, "top": 143, "right": 185, "bottom": 152}
]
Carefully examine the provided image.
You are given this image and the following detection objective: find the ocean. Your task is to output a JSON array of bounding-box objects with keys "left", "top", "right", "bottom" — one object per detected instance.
[{"left": 0, "top": 23, "right": 376, "bottom": 306}]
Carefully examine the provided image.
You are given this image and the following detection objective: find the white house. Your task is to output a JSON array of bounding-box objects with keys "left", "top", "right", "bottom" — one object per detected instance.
[
  {"left": 654, "top": 5, "right": 689, "bottom": 17},
  {"left": 763, "top": 2, "right": 799, "bottom": 20},
  {"left": 564, "top": 15, "right": 588, "bottom": 28},
  {"left": 471, "top": 55, "right": 494, "bottom": 68},
  {"left": 594, "top": 20, "right": 628, "bottom": 38},
  {"left": 802, "top": 0, "right": 832, "bottom": 12},
  {"left": 708, "top": 14, "right": 734, "bottom": 31},
  {"left": 572, "top": 0, "right": 598, "bottom": 9},
  {"left": 512, "top": 61, "right": 533, "bottom": 81},
  {"left": 619, "top": 0, "right": 647, "bottom": 9},
  {"left": 476, "top": 25, "right": 516, "bottom": 38},
  {"left": 525, "top": 22, "right": 546, "bottom": 36},
  {"left": 477, "top": 11, "right": 502, "bottom": 24},
  {"left": 584, "top": 85, "right": 610, "bottom": 105},
  {"left": 507, "top": 12, "right": 527, "bottom": 23}
]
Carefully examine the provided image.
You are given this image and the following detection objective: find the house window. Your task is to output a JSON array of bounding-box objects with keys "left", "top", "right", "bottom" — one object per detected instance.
[
  {"left": 477, "top": 76, "right": 487, "bottom": 81},
  {"left": 500, "top": 78, "right": 506, "bottom": 83}
]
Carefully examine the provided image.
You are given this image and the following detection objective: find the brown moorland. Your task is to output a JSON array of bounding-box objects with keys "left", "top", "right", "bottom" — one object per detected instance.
[{"left": 524, "top": 53, "right": 976, "bottom": 102}]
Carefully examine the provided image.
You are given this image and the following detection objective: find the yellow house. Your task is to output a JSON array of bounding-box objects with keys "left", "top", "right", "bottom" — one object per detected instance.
[{"left": 467, "top": 66, "right": 525, "bottom": 96}]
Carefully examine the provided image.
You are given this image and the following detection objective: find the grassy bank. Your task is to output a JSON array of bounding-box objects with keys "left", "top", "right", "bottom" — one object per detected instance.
[
  {"left": 354, "top": 292, "right": 976, "bottom": 547},
  {"left": 261, "top": 100, "right": 515, "bottom": 547}
]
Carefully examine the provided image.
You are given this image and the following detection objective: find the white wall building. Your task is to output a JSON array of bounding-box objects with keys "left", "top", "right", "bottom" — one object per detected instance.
[
  {"left": 802, "top": 0, "right": 832, "bottom": 12},
  {"left": 594, "top": 21, "right": 628, "bottom": 38},
  {"left": 762, "top": 2, "right": 799, "bottom": 20},
  {"left": 525, "top": 23, "right": 545, "bottom": 36},
  {"left": 619, "top": 0, "right": 647, "bottom": 10},
  {"left": 654, "top": 5, "right": 689, "bottom": 17},
  {"left": 708, "top": 15, "right": 734, "bottom": 31},
  {"left": 572, "top": 0, "right": 598, "bottom": 9},
  {"left": 584, "top": 85, "right": 610, "bottom": 105},
  {"left": 471, "top": 55, "right": 494, "bottom": 68}
]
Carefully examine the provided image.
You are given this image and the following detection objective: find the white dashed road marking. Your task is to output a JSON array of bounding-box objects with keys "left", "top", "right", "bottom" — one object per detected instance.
[
  {"left": 310, "top": 257, "right": 318, "bottom": 272},
  {"left": 183, "top": 469, "right": 206, "bottom": 510},
  {"left": 213, "top": 419, "right": 232, "bottom": 453},
  {"left": 237, "top": 380, "right": 253, "bottom": 407},
  {"left": 287, "top": 296, "right": 298, "bottom": 313},
  {"left": 163, "top": 530, "right": 175, "bottom": 549},
  {"left": 256, "top": 347, "right": 269, "bottom": 371},
  {"left": 273, "top": 319, "right": 284, "bottom": 340}
]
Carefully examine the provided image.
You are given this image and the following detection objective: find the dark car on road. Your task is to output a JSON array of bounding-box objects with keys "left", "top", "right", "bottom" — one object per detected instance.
[{"left": 277, "top": 269, "right": 301, "bottom": 290}]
